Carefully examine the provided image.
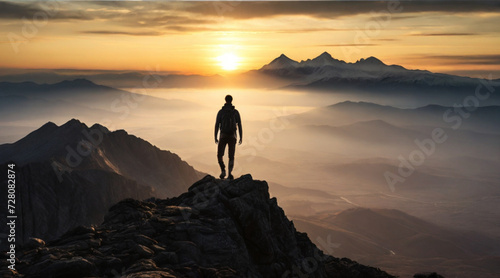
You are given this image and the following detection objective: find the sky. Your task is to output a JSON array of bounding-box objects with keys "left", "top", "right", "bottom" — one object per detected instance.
[{"left": 1, "top": 1, "right": 500, "bottom": 78}]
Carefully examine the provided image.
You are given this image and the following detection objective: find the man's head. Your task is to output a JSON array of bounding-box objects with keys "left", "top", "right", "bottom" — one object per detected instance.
[{"left": 225, "top": 95, "right": 233, "bottom": 104}]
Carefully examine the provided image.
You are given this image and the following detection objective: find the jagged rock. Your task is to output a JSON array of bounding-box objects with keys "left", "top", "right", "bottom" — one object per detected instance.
[
  {"left": 125, "top": 258, "right": 159, "bottom": 274},
  {"left": 25, "top": 256, "right": 95, "bottom": 278},
  {"left": 23, "top": 238, "right": 46, "bottom": 250},
  {"left": 153, "top": 251, "right": 178, "bottom": 266},
  {"left": 11, "top": 174, "right": 396, "bottom": 278},
  {"left": 132, "top": 244, "right": 155, "bottom": 259}
]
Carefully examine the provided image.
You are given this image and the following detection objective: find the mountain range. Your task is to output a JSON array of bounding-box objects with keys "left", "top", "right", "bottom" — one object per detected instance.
[
  {"left": 2, "top": 52, "right": 499, "bottom": 107},
  {"left": 0, "top": 78, "right": 197, "bottom": 114},
  {"left": 1, "top": 52, "right": 499, "bottom": 277},
  {"left": 0, "top": 79, "right": 200, "bottom": 143},
  {"left": 0, "top": 119, "right": 203, "bottom": 246},
  {"left": 261, "top": 52, "right": 404, "bottom": 77},
  {"left": 0, "top": 120, "right": 493, "bottom": 277},
  {"left": 256, "top": 52, "right": 500, "bottom": 106},
  {"left": 259, "top": 51, "right": 496, "bottom": 86}
]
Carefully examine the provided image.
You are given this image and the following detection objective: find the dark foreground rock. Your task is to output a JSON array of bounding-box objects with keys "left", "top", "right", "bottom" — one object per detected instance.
[{"left": 3, "top": 175, "right": 396, "bottom": 278}]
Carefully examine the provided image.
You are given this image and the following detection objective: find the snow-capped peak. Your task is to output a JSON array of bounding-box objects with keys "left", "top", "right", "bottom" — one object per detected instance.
[
  {"left": 300, "top": 52, "right": 345, "bottom": 67},
  {"left": 355, "top": 56, "right": 385, "bottom": 66},
  {"left": 261, "top": 54, "right": 299, "bottom": 70}
]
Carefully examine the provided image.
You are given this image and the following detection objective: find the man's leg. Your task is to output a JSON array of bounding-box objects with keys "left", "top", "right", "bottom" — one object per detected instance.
[
  {"left": 227, "top": 136, "right": 237, "bottom": 179},
  {"left": 217, "top": 138, "right": 227, "bottom": 179}
]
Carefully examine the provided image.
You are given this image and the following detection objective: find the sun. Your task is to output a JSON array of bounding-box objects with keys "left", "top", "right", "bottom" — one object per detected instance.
[{"left": 217, "top": 53, "right": 239, "bottom": 71}]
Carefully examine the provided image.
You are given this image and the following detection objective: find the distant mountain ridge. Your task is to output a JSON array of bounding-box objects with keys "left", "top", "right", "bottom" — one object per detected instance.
[
  {"left": 0, "top": 78, "right": 120, "bottom": 96},
  {"left": 262, "top": 52, "right": 393, "bottom": 71},
  {"left": 2, "top": 52, "right": 499, "bottom": 95},
  {"left": 0, "top": 119, "right": 203, "bottom": 246},
  {"left": 260, "top": 52, "right": 414, "bottom": 78},
  {"left": 0, "top": 78, "right": 201, "bottom": 143},
  {"left": 292, "top": 100, "right": 500, "bottom": 135},
  {"left": 0, "top": 78, "right": 198, "bottom": 108},
  {"left": 1, "top": 54, "right": 499, "bottom": 109},
  {"left": 0, "top": 72, "right": 229, "bottom": 89},
  {"left": 258, "top": 52, "right": 500, "bottom": 106}
]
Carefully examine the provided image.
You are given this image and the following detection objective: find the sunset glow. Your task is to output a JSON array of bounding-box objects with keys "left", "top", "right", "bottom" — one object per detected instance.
[
  {"left": 0, "top": 1, "right": 499, "bottom": 77},
  {"left": 217, "top": 53, "right": 239, "bottom": 71}
]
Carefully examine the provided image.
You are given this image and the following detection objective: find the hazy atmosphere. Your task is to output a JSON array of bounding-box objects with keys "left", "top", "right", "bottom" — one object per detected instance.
[{"left": 1, "top": 1, "right": 499, "bottom": 278}]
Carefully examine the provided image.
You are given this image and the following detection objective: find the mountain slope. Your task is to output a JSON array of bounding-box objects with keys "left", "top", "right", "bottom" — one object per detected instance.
[
  {"left": 0, "top": 79, "right": 199, "bottom": 123},
  {"left": 5, "top": 175, "right": 395, "bottom": 278},
  {"left": 0, "top": 79, "right": 124, "bottom": 104},
  {"left": 0, "top": 119, "right": 203, "bottom": 246},
  {"left": 293, "top": 208, "right": 500, "bottom": 278},
  {"left": 0, "top": 71, "right": 230, "bottom": 89},
  {"left": 291, "top": 101, "right": 500, "bottom": 134}
]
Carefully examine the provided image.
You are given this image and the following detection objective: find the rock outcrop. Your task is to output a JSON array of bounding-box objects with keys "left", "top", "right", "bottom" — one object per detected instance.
[
  {"left": 0, "top": 119, "right": 203, "bottom": 246},
  {"left": 3, "top": 175, "right": 395, "bottom": 278}
]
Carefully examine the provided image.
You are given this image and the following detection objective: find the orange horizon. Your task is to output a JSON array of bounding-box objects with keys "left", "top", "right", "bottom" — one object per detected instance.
[{"left": 0, "top": 1, "right": 499, "bottom": 78}]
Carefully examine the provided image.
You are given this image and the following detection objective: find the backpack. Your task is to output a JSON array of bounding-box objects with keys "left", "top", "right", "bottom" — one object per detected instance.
[{"left": 220, "top": 109, "right": 237, "bottom": 134}]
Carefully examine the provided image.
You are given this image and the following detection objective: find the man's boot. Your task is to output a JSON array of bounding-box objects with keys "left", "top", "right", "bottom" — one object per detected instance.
[
  {"left": 228, "top": 160, "right": 234, "bottom": 180},
  {"left": 220, "top": 168, "right": 226, "bottom": 179}
]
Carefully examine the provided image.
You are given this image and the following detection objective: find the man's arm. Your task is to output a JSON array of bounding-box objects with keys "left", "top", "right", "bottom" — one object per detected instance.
[
  {"left": 236, "top": 110, "right": 242, "bottom": 144},
  {"left": 214, "top": 111, "right": 221, "bottom": 144}
]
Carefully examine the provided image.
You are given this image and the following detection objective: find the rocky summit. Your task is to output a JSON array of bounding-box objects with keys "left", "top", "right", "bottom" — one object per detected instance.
[{"left": 3, "top": 175, "right": 394, "bottom": 278}]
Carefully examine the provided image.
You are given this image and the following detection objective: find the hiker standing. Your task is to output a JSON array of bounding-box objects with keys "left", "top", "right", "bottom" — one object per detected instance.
[{"left": 214, "top": 95, "right": 243, "bottom": 180}]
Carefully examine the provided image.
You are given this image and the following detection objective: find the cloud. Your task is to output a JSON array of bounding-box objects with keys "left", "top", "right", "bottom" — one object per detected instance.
[
  {"left": 0, "top": 1, "right": 91, "bottom": 20},
  {"left": 391, "top": 15, "right": 420, "bottom": 21},
  {"left": 183, "top": 1, "right": 500, "bottom": 20},
  {"left": 5, "top": 1, "right": 499, "bottom": 23},
  {"left": 373, "top": 38, "right": 400, "bottom": 42},
  {"left": 443, "top": 69, "right": 500, "bottom": 79},
  {"left": 184, "top": 2, "right": 393, "bottom": 19},
  {"left": 318, "top": 44, "right": 379, "bottom": 47},
  {"left": 2, "top": 1, "right": 499, "bottom": 35},
  {"left": 421, "top": 54, "right": 500, "bottom": 65},
  {"left": 272, "top": 28, "right": 360, "bottom": 34},
  {"left": 82, "top": 26, "right": 232, "bottom": 36},
  {"left": 81, "top": 30, "right": 164, "bottom": 36},
  {"left": 75, "top": 2, "right": 217, "bottom": 32},
  {"left": 147, "top": 15, "right": 214, "bottom": 25},
  {"left": 4, "top": 1, "right": 500, "bottom": 24},
  {"left": 408, "top": 32, "right": 479, "bottom": 37}
]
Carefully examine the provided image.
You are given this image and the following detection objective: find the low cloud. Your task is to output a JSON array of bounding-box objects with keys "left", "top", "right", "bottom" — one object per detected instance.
[
  {"left": 421, "top": 54, "right": 500, "bottom": 65},
  {"left": 81, "top": 30, "right": 164, "bottom": 36},
  {"left": 318, "top": 44, "right": 379, "bottom": 47},
  {"left": 184, "top": 1, "right": 500, "bottom": 20},
  {"left": 408, "top": 32, "right": 479, "bottom": 37}
]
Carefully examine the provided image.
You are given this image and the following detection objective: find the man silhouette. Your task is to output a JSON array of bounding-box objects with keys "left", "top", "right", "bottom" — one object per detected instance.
[{"left": 215, "top": 95, "right": 242, "bottom": 180}]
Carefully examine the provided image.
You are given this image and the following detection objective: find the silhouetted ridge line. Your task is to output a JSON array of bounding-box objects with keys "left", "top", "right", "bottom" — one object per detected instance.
[
  {"left": 0, "top": 119, "right": 203, "bottom": 249},
  {"left": 9, "top": 174, "right": 396, "bottom": 278}
]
